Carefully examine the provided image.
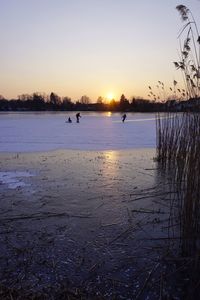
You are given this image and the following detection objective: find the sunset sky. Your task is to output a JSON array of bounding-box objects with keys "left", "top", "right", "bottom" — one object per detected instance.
[{"left": 0, "top": 0, "right": 200, "bottom": 101}]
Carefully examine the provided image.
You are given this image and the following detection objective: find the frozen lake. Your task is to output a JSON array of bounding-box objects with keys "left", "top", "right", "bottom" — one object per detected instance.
[{"left": 0, "top": 112, "right": 157, "bottom": 152}]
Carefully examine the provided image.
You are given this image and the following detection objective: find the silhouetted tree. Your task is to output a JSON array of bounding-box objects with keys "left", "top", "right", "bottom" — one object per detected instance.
[
  {"left": 97, "top": 96, "right": 104, "bottom": 104},
  {"left": 95, "top": 96, "right": 105, "bottom": 110},
  {"left": 119, "top": 94, "right": 129, "bottom": 111},
  {"left": 18, "top": 94, "right": 30, "bottom": 101},
  {"left": 109, "top": 99, "right": 119, "bottom": 111},
  {"left": 0, "top": 95, "right": 8, "bottom": 111},
  {"left": 80, "top": 95, "right": 90, "bottom": 104},
  {"left": 50, "top": 92, "right": 61, "bottom": 109},
  {"left": 130, "top": 97, "right": 136, "bottom": 111},
  {"left": 32, "top": 93, "right": 45, "bottom": 110},
  {"left": 61, "top": 97, "right": 74, "bottom": 110}
]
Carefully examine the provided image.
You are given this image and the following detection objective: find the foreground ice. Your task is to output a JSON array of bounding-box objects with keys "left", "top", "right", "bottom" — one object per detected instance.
[
  {"left": 0, "top": 171, "right": 34, "bottom": 189},
  {"left": 0, "top": 112, "right": 157, "bottom": 152}
]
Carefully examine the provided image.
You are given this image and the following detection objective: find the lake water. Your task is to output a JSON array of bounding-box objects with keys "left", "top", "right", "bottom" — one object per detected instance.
[{"left": 0, "top": 112, "right": 157, "bottom": 152}]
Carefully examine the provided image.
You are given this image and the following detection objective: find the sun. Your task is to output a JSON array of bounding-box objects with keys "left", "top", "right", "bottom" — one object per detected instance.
[{"left": 106, "top": 92, "right": 115, "bottom": 102}]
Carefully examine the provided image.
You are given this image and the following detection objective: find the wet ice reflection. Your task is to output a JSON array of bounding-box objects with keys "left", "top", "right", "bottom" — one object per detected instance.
[{"left": 0, "top": 171, "right": 34, "bottom": 189}]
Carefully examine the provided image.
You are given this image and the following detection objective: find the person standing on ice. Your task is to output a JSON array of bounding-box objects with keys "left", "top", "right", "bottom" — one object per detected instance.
[
  {"left": 122, "top": 114, "right": 127, "bottom": 122},
  {"left": 76, "top": 112, "right": 81, "bottom": 123}
]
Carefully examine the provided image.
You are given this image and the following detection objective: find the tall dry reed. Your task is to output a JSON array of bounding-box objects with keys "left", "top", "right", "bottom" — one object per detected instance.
[
  {"left": 156, "top": 112, "right": 200, "bottom": 256},
  {"left": 174, "top": 5, "right": 200, "bottom": 99}
]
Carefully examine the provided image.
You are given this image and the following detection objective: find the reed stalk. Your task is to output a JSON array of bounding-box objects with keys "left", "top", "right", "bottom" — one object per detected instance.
[
  {"left": 174, "top": 5, "right": 200, "bottom": 99},
  {"left": 156, "top": 111, "right": 200, "bottom": 257}
]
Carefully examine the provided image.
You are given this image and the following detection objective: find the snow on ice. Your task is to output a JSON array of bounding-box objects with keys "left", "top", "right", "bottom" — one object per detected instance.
[{"left": 0, "top": 112, "right": 157, "bottom": 152}]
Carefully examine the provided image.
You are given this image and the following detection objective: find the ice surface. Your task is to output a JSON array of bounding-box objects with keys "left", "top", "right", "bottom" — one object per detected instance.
[
  {"left": 0, "top": 112, "right": 157, "bottom": 152},
  {"left": 0, "top": 171, "right": 34, "bottom": 189}
]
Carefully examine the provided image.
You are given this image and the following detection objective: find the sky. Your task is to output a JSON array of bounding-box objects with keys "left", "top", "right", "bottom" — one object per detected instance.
[{"left": 0, "top": 0, "right": 200, "bottom": 102}]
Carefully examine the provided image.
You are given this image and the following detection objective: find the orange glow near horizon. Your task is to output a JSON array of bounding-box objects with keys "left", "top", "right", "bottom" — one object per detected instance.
[
  {"left": 106, "top": 92, "right": 115, "bottom": 103},
  {"left": 1, "top": 1, "right": 198, "bottom": 101}
]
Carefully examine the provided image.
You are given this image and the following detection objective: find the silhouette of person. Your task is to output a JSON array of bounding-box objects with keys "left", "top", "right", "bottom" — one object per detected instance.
[
  {"left": 76, "top": 112, "right": 81, "bottom": 123},
  {"left": 65, "top": 117, "right": 72, "bottom": 123},
  {"left": 122, "top": 114, "right": 127, "bottom": 122}
]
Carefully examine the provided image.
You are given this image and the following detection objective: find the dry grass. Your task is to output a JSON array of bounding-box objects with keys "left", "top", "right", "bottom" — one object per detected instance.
[
  {"left": 156, "top": 110, "right": 200, "bottom": 297},
  {"left": 156, "top": 112, "right": 200, "bottom": 254}
]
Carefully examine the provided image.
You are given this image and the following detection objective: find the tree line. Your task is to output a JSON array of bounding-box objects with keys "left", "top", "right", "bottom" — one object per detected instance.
[{"left": 0, "top": 92, "right": 199, "bottom": 112}]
